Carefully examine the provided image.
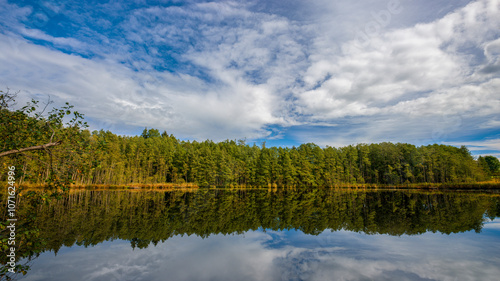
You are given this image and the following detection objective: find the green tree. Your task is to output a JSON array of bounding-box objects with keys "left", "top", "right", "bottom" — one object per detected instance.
[
  {"left": 484, "top": 156, "right": 500, "bottom": 174},
  {"left": 479, "top": 156, "right": 500, "bottom": 176},
  {"left": 1, "top": 89, "right": 87, "bottom": 190}
]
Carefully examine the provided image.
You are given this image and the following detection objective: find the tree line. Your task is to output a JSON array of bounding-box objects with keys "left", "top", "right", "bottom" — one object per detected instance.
[
  {"left": 1, "top": 91, "right": 499, "bottom": 187},
  {"left": 5, "top": 127, "right": 495, "bottom": 187}
]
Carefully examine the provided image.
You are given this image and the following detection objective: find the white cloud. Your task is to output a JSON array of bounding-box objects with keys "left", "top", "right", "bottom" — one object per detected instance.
[
  {"left": 480, "top": 119, "right": 500, "bottom": 129},
  {"left": 18, "top": 27, "right": 87, "bottom": 51},
  {"left": 298, "top": 0, "right": 500, "bottom": 120},
  {"left": 444, "top": 139, "right": 500, "bottom": 153},
  {"left": 0, "top": 0, "right": 499, "bottom": 147},
  {"left": 285, "top": 0, "right": 500, "bottom": 147},
  {"left": 0, "top": 32, "right": 286, "bottom": 140}
]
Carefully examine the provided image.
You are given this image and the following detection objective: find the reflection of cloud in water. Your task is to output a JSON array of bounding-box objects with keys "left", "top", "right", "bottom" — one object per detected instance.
[
  {"left": 274, "top": 242, "right": 497, "bottom": 281},
  {"left": 20, "top": 224, "right": 500, "bottom": 281}
]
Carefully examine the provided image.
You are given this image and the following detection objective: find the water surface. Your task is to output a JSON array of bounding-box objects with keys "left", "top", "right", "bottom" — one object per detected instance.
[{"left": 2, "top": 189, "right": 499, "bottom": 281}]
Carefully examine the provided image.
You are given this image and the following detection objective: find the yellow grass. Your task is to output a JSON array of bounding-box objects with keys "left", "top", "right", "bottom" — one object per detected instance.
[{"left": 2, "top": 178, "right": 499, "bottom": 193}]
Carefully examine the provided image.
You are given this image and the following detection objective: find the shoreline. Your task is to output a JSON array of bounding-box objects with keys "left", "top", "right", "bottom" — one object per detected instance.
[{"left": 3, "top": 180, "right": 500, "bottom": 192}]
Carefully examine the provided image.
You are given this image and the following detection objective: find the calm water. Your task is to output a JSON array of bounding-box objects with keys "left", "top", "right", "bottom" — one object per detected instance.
[{"left": 2, "top": 189, "right": 500, "bottom": 281}]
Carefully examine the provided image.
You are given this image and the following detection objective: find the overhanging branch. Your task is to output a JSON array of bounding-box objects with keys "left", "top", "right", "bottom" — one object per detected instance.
[{"left": 0, "top": 141, "right": 62, "bottom": 157}]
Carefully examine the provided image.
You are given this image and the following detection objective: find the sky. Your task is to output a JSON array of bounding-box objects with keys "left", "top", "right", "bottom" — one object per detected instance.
[{"left": 1, "top": 0, "right": 499, "bottom": 157}]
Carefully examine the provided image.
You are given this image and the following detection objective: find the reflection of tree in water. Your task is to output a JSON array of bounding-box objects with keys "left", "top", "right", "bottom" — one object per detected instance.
[
  {"left": 1, "top": 189, "right": 499, "bottom": 279},
  {"left": 0, "top": 194, "right": 47, "bottom": 281}
]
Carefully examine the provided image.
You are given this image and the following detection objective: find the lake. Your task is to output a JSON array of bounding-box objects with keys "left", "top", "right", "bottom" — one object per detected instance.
[{"left": 2, "top": 189, "right": 500, "bottom": 281}]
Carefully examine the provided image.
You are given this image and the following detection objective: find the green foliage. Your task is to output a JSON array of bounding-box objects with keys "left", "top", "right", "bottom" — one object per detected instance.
[
  {"left": 485, "top": 156, "right": 500, "bottom": 174},
  {"left": 3, "top": 124, "right": 492, "bottom": 187},
  {"left": 53, "top": 135, "right": 489, "bottom": 187},
  {"left": 1, "top": 90, "right": 493, "bottom": 187},
  {"left": 0, "top": 89, "right": 87, "bottom": 191}
]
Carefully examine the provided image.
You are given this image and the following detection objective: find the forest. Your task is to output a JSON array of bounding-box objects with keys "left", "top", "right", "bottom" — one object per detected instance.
[{"left": 1, "top": 90, "right": 499, "bottom": 188}]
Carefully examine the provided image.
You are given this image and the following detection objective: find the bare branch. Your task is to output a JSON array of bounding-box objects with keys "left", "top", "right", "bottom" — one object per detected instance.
[
  {"left": 0, "top": 141, "right": 62, "bottom": 157},
  {"left": 0, "top": 88, "right": 19, "bottom": 110},
  {"left": 36, "top": 95, "right": 53, "bottom": 119},
  {"left": 48, "top": 122, "right": 56, "bottom": 143}
]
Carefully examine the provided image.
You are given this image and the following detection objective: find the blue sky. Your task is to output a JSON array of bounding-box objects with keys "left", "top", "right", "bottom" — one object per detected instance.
[{"left": 1, "top": 0, "right": 499, "bottom": 156}]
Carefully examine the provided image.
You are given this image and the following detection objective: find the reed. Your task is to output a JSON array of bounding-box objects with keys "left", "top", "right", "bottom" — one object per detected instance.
[{"left": 3, "top": 180, "right": 500, "bottom": 192}]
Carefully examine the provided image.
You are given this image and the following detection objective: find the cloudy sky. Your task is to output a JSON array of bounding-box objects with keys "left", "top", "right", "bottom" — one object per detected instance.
[{"left": 1, "top": 0, "right": 499, "bottom": 155}]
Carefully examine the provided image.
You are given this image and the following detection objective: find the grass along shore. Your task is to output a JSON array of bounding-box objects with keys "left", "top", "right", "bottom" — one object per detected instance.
[{"left": 3, "top": 179, "right": 500, "bottom": 192}]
